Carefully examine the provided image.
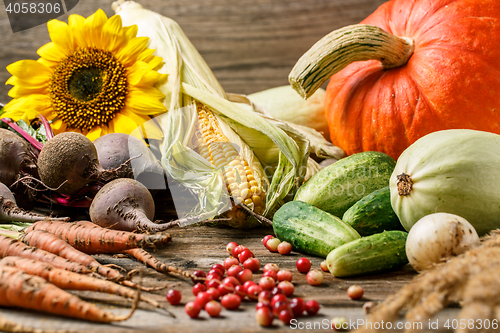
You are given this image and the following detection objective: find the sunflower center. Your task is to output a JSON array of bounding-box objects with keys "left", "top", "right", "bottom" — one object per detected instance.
[
  {"left": 49, "top": 47, "right": 128, "bottom": 130},
  {"left": 67, "top": 67, "right": 104, "bottom": 102}
]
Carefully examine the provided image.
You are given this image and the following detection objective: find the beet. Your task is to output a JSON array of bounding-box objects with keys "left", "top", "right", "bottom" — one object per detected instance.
[
  {"left": 0, "top": 182, "right": 69, "bottom": 223},
  {"left": 37, "top": 132, "right": 115, "bottom": 195},
  {"left": 89, "top": 178, "right": 170, "bottom": 232},
  {"left": 93, "top": 133, "right": 165, "bottom": 190},
  {"left": 0, "top": 128, "right": 38, "bottom": 187}
]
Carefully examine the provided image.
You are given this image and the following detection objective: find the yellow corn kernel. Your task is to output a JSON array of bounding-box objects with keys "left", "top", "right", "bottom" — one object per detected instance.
[{"left": 195, "top": 104, "right": 266, "bottom": 216}]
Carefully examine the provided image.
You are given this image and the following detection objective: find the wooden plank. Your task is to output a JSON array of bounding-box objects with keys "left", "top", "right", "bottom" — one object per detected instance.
[{"left": 0, "top": 0, "right": 387, "bottom": 102}]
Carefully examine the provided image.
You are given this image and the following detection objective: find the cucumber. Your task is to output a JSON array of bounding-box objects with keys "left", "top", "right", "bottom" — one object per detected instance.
[
  {"left": 326, "top": 230, "right": 408, "bottom": 277},
  {"left": 294, "top": 151, "right": 396, "bottom": 218},
  {"left": 273, "top": 201, "right": 360, "bottom": 258},
  {"left": 342, "top": 186, "right": 404, "bottom": 236}
]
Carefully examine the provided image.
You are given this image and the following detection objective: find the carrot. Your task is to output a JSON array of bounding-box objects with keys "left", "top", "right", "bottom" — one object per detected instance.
[
  {"left": 0, "top": 266, "right": 139, "bottom": 323},
  {"left": 15, "top": 230, "right": 168, "bottom": 292},
  {"left": 19, "top": 230, "right": 124, "bottom": 281},
  {"left": 0, "top": 235, "right": 92, "bottom": 274},
  {"left": 0, "top": 256, "right": 164, "bottom": 311},
  {"left": 123, "top": 248, "right": 192, "bottom": 279},
  {"left": 25, "top": 220, "right": 172, "bottom": 254}
]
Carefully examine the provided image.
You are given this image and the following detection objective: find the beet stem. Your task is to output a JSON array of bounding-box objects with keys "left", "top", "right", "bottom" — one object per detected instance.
[{"left": 36, "top": 114, "right": 54, "bottom": 140}]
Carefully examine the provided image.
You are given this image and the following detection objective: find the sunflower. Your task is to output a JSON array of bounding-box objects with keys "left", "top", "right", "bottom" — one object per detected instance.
[{"left": 2, "top": 9, "right": 167, "bottom": 140}]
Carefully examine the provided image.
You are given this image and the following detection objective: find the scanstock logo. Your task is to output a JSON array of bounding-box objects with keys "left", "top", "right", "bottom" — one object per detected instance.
[{"left": 4, "top": 0, "right": 80, "bottom": 33}]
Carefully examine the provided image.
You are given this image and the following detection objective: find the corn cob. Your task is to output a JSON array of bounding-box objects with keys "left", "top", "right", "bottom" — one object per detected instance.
[{"left": 194, "top": 104, "right": 266, "bottom": 216}]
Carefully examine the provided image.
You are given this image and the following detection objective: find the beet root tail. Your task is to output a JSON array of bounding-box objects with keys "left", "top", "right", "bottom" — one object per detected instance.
[{"left": 0, "top": 198, "right": 69, "bottom": 223}]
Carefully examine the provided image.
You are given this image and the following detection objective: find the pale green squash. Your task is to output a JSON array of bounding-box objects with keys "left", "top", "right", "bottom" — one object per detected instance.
[{"left": 390, "top": 129, "right": 500, "bottom": 235}]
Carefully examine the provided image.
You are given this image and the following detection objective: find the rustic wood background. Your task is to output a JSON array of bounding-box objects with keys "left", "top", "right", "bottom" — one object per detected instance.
[{"left": 0, "top": 0, "right": 386, "bottom": 103}]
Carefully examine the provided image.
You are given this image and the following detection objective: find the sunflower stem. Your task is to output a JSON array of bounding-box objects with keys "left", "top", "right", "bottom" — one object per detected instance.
[{"left": 0, "top": 118, "right": 44, "bottom": 151}]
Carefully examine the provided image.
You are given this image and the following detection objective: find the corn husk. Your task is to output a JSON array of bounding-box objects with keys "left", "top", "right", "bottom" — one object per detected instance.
[
  {"left": 245, "top": 85, "right": 330, "bottom": 140},
  {"left": 113, "top": 1, "right": 310, "bottom": 227}
]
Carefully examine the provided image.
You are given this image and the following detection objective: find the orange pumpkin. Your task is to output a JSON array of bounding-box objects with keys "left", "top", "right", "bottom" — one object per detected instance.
[{"left": 290, "top": 0, "right": 500, "bottom": 159}]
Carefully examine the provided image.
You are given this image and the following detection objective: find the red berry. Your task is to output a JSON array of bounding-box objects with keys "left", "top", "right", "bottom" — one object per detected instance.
[
  {"left": 207, "top": 269, "right": 223, "bottom": 278},
  {"left": 277, "top": 269, "right": 293, "bottom": 282},
  {"left": 306, "top": 270, "right": 324, "bottom": 286},
  {"left": 242, "top": 280, "right": 257, "bottom": 292},
  {"left": 258, "top": 290, "right": 273, "bottom": 303},
  {"left": 211, "top": 263, "right": 225, "bottom": 275},
  {"left": 222, "top": 276, "right": 240, "bottom": 286},
  {"left": 221, "top": 293, "right": 241, "bottom": 310},
  {"left": 320, "top": 260, "right": 329, "bottom": 272},
  {"left": 279, "top": 309, "right": 295, "bottom": 325},
  {"left": 290, "top": 297, "right": 306, "bottom": 317},
  {"left": 271, "top": 294, "right": 288, "bottom": 307},
  {"left": 218, "top": 282, "right": 234, "bottom": 296},
  {"left": 195, "top": 291, "right": 212, "bottom": 308},
  {"left": 271, "top": 287, "right": 284, "bottom": 297},
  {"left": 305, "top": 300, "right": 320, "bottom": 316},
  {"left": 237, "top": 268, "right": 253, "bottom": 284},
  {"left": 256, "top": 301, "right": 271, "bottom": 310},
  {"left": 223, "top": 257, "right": 239, "bottom": 270},
  {"left": 266, "top": 238, "right": 281, "bottom": 252},
  {"left": 296, "top": 258, "right": 311, "bottom": 273},
  {"left": 166, "top": 289, "right": 182, "bottom": 305},
  {"left": 277, "top": 241, "right": 292, "bottom": 255},
  {"left": 206, "top": 288, "right": 220, "bottom": 301},
  {"left": 255, "top": 307, "right": 274, "bottom": 327},
  {"left": 243, "top": 258, "right": 261, "bottom": 272},
  {"left": 246, "top": 285, "right": 264, "bottom": 300},
  {"left": 205, "top": 300, "right": 222, "bottom": 317},
  {"left": 226, "top": 242, "right": 238, "bottom": 255},
  {"left": 259, "top": 277, "right": 276, "bottom": 291},
  {"left": 263, "top": 270, "right": 278, "bottom": 281},
  {"left": 192, "top": 283, "right": 207, "bottom": 296},
  {"left": 234, "top": 285, "right": 247, "bottom": 300},
  {"left": 206, "top": 279, "right": 221, "bottom": 289},
  {"left": 272, "top": 300, "right": 291, "bottom": 317},
  {"left": 262, "top": 235, "right": 275, "bottom": 246},
  {"left": 277, "top": 281, "right": 294, "bottom": 296},
  {"left": 227, "top": 265, "right": 244, "bottom": 277},
  {"left": 347, "top": 285, "right": 364, "bottom": 300},
  {"left": 232, "top": 245, "right": 247, "bottom": 258},
  {"left": 206, "top": 273, "right": 222, "bottom": 283},
  {"left": 263, "top": 263, "right": 280, "bottom": 273},
  {"left": 191, "top": 270, "right": 206, "bottom": 284},
  {"left": 238, "top": 249, "right": 254, "bottom": 264},
  {"left": 185, "top": 301, "right": 201, "bottom": 318}
]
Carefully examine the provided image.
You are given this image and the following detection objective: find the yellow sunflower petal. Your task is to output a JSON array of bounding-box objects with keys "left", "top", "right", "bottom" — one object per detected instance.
[
  {"left": 51, "top": 118, "right": 65, "bottom": 131},
  {"left": 47, "top": 19, "right": 74, "bottom": 55},
  {"left": 127, "top": 61, "right": 163, "bottom": 86},
  {"left": 86, "top": 126, "right": 102, "bottom": 141},
  {"left": 115, "top": 37, "right": 150, "bottom": 67},
  {"left": 100, "top": 15, "right": 127, "bottom": 53},
  {"left": 125, "top": 88, "right": 166, "bottom": 115},
  {"left": 6, "top": 60, "right": 52, "bottom": 81},
  {"left": 68, "top": 14, "right": 86, "bottom": 48},
  {"left": 108, "top": 112, "right": 145, "bottom": 135},
  {"left": 37, "top": 42, "right": 67, "bottom": 64},
  {"left": 83, "top": 9, "right": 108, "bottom": 48},
  {"left": 3, "top": 94, "right": 52, "bottom": 120}
]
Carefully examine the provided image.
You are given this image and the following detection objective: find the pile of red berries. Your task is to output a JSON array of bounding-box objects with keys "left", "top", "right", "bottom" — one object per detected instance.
[{"left": 166, "top": 239, "right": 326, "bottom": 326}]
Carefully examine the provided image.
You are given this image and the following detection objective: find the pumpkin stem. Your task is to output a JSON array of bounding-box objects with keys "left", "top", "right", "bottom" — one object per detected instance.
[
  {"left": 396, "top": 173, "right": 413, "bottom": 196},
  {"left": 289, "top": 24, "right": 415, "bottom": 99}
]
